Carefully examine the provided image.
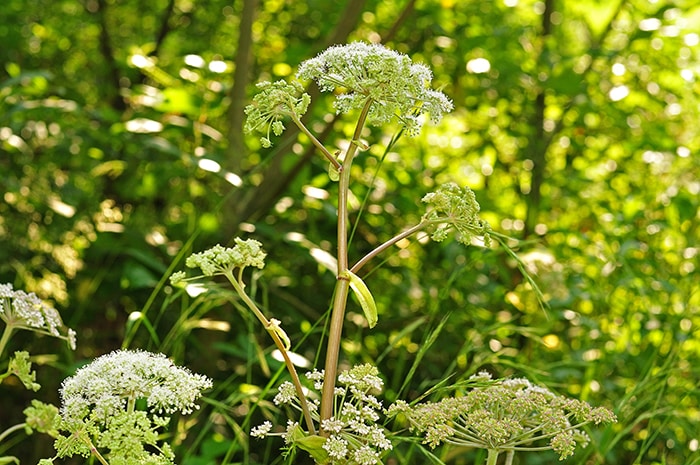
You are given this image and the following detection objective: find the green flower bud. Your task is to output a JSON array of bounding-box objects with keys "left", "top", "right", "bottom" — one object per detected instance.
[{"left": 422, "top": 182, "right": 491, "bottom": 246}]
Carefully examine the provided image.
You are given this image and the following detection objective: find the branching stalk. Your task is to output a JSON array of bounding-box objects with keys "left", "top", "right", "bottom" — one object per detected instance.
[
  {"left": 0, "top": 422, "right": 25, "bottom": 443},
  {"left": 292, "top": 113, "right": 342, "bottom": 171},
  {"left": 351, "top": 222, "right": 427, "bottom": 274},
  {"left": 227, "top": 274, "right": 316, "bottom": 434}
]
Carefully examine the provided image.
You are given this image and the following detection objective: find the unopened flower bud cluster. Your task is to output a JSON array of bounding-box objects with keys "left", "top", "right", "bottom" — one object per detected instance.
[
  {"left": 388, "top": 371, "right": 616, "bottom": 460},
  {"left": 422, "top": 182, "right": 492, "bottom": 246},
  {"left": 244, "top": 80, "right": 311, "bottom": 148},
  {"left": 170, "top": 238, "right": 266, "bottom": 284}
]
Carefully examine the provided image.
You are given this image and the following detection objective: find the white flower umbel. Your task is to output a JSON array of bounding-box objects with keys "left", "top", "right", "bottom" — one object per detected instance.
[
  {"left": 0, "top": 283, "right": 76, "bottom": 358},
  {"left": 297, "top": 41, "right": 453, "bottom": 134},
  {"left": 53, "top": 349, "right": 212, "bottom": 465}
]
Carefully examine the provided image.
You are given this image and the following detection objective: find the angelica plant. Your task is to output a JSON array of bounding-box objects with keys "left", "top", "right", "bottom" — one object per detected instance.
[
  {"left": 388, "top": 371, "right": 617, "bottom": 465},
  {"left": 243, "top": 41, "right": 465, "bottom": 432},
  {"left": 172, "top": 41, "right": 492, "bottom": 463},
  {"left": 171, "top": 41, "right": 616, "bottom": 465},
  {"left": 39, "top": 349, "right": 212, "bottom": 465}
]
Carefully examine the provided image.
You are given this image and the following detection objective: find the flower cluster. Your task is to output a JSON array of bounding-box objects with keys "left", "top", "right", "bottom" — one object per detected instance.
[
  {"left": 421, "top": 182, "right": 492, "bottom": 246},
  {"left": 297, "top": 42, "right": 453, "bottom": 134},
  {"left": 0, "top": 283, "right": 77, "bottom": 354},
  {"left": 171, "top": 238, "right": 266, "bottom": 283},
  {"left": 388, "top": 371, "right": 617, "bottom": 460},
  {"left": 4, "top": 350, "right": 40, "bottom": 391},
  {"left": 54, "top": 350, "right": 212, "bottom": 464},
  {"left": 252, "top": 364, "right": 392, "bottom": 465},
  {"left": 24, "top": 399, "right": 61, "bottom": 438},
  {"left": 244, "top": 80, "right": 311, "bottom": 147}
]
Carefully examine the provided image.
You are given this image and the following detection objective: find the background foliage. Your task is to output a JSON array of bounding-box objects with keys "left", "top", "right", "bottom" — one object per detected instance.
[{"left": 1, "top": 0, "right": 698, "bottom": 464}]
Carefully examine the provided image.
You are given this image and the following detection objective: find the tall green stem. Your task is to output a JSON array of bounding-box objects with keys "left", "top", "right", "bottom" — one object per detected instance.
[{"left": 319, "top": 99, "right": 373, "bottom": 431}]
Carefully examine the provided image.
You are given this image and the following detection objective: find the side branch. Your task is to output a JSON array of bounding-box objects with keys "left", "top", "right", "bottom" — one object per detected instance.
[{"left": 350, "top": 222, "right": 426, "bottom": 274}]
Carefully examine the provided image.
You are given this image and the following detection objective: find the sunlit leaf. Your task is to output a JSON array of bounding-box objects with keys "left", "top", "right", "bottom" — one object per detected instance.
[{"left": 342, "top": 270, "right": 378, "bottom": 328}]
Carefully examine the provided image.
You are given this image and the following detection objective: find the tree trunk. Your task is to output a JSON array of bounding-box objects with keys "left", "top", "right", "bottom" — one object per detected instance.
[{"left": 524, "top": 0, "right": 553, "bottom": 237}]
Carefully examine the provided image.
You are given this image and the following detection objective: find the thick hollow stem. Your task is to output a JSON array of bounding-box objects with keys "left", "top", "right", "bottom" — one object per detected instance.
[
  {"left": 319, "top": 278, "right": 350, "bottom": 428},
  {"left": 319, "top": 99, "right": 373, "bottom": 431}
]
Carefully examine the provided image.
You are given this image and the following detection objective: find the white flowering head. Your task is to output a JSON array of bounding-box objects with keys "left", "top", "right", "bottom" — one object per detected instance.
[
  {"left": 244, "top": 80, "right": 311, "bottom": 147},
  {"left": 297, "top": 42, "right": 453, "bottom": 134},
  {"left": 171, "top": 238, "right": 266, "bottom": 284},
  {"left": 388, "top": 372, "right": 617, "bottom": 460},
  {"left": 55, "top": 349, "right": 212, "bottom": 463},
  {"left": 251, "top": 364, "right": 392, "bottom": 464},
  {"left": 421, "top": 182, "right": 491, "bottom": 246},
  {"left": 0, "top": 283, "right": 77, "bottom": 354}
]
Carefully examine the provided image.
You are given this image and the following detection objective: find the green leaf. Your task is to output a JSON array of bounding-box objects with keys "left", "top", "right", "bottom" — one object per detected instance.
[
  {"left": 285, "top": 423, "right": 329, "bottom": 463},
  {"left": 328, "top": 149, "right": 342, "bottom": 181},
  {"left": 0, "top": 456, "right": 19, "bottom": 465},
  {"left": 268, "top": 318, "right": 291, "bottom": 350},
  {"left": 295, "top": 434, "right": 329, "bottom": 464},
  {"left": 328, "top": 161, "right": 340, "bottom": 181},
  {"left": 342, "top": 270, "right": 378, "bottom": 328}
]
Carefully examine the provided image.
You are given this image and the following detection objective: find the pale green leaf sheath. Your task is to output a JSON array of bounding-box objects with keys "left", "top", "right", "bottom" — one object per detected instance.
[{"left": 341, "top": 270, "right": 378, "bottom": 328}]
